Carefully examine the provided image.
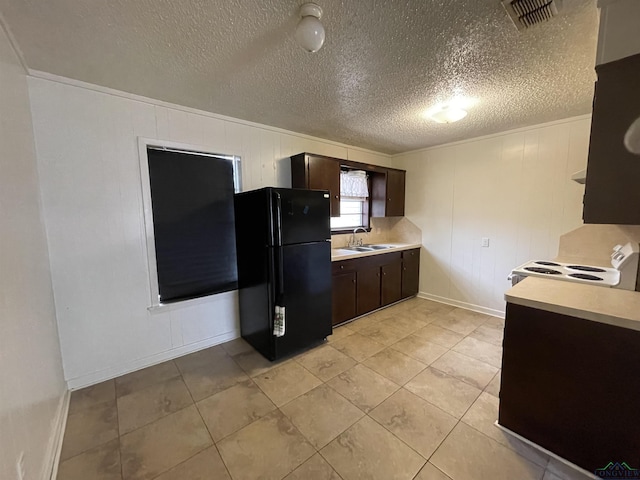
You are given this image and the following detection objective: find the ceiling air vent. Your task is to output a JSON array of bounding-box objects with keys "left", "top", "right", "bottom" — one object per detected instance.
[{"left": 502, "top": 0, "right": 562, "bottom": 31}]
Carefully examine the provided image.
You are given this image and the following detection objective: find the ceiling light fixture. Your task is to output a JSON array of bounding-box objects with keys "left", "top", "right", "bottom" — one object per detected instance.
[
  {"left": 424, "top": 97, "right": 478, "bottom": 124},
  {"left": 295, "top": 3, "right": 325, "bottom": 53},
  {"left": 427, "top": 105, "right": 468, "bottom": 124}
]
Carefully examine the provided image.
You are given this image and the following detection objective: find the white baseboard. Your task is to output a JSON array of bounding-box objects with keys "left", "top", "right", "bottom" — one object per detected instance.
[
  {"left": 494, "top": 421, "right": 597, "bottom": 479},
  {"left": 418, "top": 291, "right": 505, "bottom": 318},
  {"left": 43, "top": 389, "right": 70, "bottom": 480},
  {"left": 66, "top": 330, "right": 239, "bottom": 390}
]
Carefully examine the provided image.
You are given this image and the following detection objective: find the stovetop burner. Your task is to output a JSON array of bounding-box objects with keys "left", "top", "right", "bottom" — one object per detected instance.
[
  {"left": 512, "top": 258, "right": 621, "bottom": 287},
  {"left": 568, "top": 273, "right": 604, "bottom": 281},
  {"left": 524, "top": 267, "right": 562, "bottom": 275},
  {"left": 566, "top": 265, "right": 606, "bottom": 273}
]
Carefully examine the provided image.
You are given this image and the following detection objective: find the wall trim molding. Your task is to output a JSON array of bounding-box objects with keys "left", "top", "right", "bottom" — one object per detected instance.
[
  {"left": 0, "top": 11, "right": 29, "bottom": 73},
  {"left": 394, "top": 114, "right": 592, "bottom": 158},
  {"left": 494, "top": 422, "right": 597, "bottom": 479},
  {"left": 66, "top": 330, "right": 238, "bottom": 390},
  {"left": 417, "top": 291, "right": 506, "bottom": 318},
  {"left": 44, "top": 390, "right": 70, "bottom": 480},
  {"left": 26, "top": 70, "right": 391, "bottom": 160}
]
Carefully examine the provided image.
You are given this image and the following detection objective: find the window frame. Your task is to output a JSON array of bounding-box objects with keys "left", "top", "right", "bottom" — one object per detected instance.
[
  {"left": 330, "top": 171, "right": 372, "bottom": 234},
  {"left": 137, "top": 137, "right": 242, "bottom": 309}
]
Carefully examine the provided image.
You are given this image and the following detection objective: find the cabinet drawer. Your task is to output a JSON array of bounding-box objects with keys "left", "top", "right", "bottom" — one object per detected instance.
[
  {"left": 402, "top": 248, "right": 419, "bottom": 260},
  {"left": 332, "top": 259, "right": 359, "bottom": 274},
  {"left": 332, "top": 251, "right": 402, "bottom": 274}
]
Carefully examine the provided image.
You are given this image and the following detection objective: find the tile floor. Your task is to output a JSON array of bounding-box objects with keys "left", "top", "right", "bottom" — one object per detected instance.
[{"left": 56, "top": 298, "right": 593, "bottom": 480}]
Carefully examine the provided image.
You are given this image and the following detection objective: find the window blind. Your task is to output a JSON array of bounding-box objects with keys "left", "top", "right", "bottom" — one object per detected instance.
[{"left": 147, "top": 148, "right": 238, "bottom": 303}]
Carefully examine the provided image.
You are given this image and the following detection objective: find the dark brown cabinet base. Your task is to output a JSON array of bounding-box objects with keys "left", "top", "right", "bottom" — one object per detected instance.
[
  {"left": 331, "top": 248, "right": 420, "bottom": 325},
  {"left": 499, "top": 303, "right": 640, "bottom": 474},
  {"left": 401, "top": 249, "right": 419, "bottom": 298},
  {"left": 332, "top": 271, "right": 356, "bottom": 326},
  {"left": 357, "top": 264, "right": 383, "bottom": 315}
]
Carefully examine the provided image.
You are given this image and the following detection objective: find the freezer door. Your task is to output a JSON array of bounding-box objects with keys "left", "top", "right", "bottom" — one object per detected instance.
[
  {"left": 272, "top": 189, "right": 330, "bottom": 246},
  {"left": 274, "top": 241, "right": 332, "bottom": 358}
]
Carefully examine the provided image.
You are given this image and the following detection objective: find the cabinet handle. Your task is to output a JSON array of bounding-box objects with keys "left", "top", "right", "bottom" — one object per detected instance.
[
  {"left": 335, "top": 195, "right": 339, "bottom": 199},
  {"left": 403, "top": 267, "right": 406, "bottom": 271},
  {"left": 352, "top": 279, "right": 356, "bottom": 284},
  {"left": 388, "top": 198, "right": 391, "bottom": 201},
  {"left": 383, "top": 272, "right": 387, "bottom": 276},
  {"left": 376, "top": 273, "right": 380, "bottom": 277},
  {"left": 340, "top": 265, "right": 344, "bottom": 269}
]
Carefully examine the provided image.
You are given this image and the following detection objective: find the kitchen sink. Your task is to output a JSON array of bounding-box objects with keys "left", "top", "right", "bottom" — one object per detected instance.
[{"left": 344, "top": 244, "right": 393, "bottom": 252}]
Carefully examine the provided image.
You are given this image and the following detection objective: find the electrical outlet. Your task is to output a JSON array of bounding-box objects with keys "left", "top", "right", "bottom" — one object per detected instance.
[
  {"left": 481, "top": 237, "right": 490, "bottom": 248},
  {"left": 16, "top": 452, "right": 25, "bottom": 480}
]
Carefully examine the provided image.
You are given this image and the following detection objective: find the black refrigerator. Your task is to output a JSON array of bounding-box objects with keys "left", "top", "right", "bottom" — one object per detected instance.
[{"left": 234, "top": 187, "right": 332, "bottom": 360}]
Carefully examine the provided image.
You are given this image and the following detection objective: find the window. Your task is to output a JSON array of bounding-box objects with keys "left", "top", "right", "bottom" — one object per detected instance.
[
  {"left": 139, "top": 138, "right": 242, "bottom": 306},
  {"left": 330, "top": 170, "right": 370, "bottom": 232},
  {"left": 330, "top": 198, "right": 368, "bottom": 230}
]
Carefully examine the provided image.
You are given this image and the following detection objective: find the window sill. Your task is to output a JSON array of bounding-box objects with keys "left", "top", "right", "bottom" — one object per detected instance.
[
  {"left": 147, "top": 288, "right": 237, "bottom": 313},
  {"left": 331, "top": 227, "right": 372, "bottom": 235}
]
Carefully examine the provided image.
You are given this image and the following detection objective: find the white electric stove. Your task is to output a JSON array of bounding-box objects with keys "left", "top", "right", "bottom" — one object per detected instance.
[{"left": 510, "top": 243, "right": 639, "bottom": 290}]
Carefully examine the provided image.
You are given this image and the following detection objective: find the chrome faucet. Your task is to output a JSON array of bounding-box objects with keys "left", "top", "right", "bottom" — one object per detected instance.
[{"left": 349, "top": 227, "right": 367, "bottom": 247}]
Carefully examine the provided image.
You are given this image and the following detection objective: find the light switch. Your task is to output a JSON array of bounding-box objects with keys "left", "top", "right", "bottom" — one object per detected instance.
[{"left": 481, "top": 237, "right": 490, "bottom": 248}]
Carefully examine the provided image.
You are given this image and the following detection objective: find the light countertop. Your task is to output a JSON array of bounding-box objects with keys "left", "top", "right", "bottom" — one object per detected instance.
[
  {"left": 331, "top": 243, "right": 421, "bottom": 261},
  {"left": 505, "top": 276, "right": 640, "bottom": 332}
]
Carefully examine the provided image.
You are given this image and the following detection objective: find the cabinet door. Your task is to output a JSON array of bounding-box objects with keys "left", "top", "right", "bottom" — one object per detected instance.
[
  {"left": 501, "top": 303, "right": 640, "bottom": 473},
  {"left": 386, "top": 169, "right": 405, "bottom": 217},
  {"left": 381, "top": 260, "right": 402, "bottom": 305},
  {"left": 332, "top": 271, "right": 356, "bottom": 326},
  {"left": 356, "top": 265, "right": 381, "bottom": 315},
  {"left": 583, "top": 54, "right": 640, "bottom": 224},
  {"left": 308, "top": 155, "right": 341, "bottom": 217},
  {"left": 401, "top": 249, "right": 420, "bottom": 298}
]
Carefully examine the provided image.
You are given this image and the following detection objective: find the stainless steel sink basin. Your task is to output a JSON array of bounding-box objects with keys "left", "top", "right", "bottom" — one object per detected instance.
[
  {"left": 344, "top": 244, "right": 393, "bottom": 252},
  {"left": 364, "top": 245, "right": 392, "bottom": 250}
]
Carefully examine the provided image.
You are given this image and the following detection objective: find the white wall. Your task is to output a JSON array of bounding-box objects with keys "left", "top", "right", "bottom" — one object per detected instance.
[
  {"left": 0, "top": 24, "right": 67, "bottom": 480},
  {"left": 395, "top": 116, "right": 590, "bottom": 315},
  {"left": 28, "top": 74, "right": 391, "bottom": 389},
  {"left": 596, "top": 0, "right": 640, "bottom": 65}
]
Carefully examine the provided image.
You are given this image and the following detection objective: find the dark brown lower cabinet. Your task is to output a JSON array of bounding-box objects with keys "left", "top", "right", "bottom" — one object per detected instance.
[
  {"left": 331, "top": 248, "right": 420, "bottom": 325},
  {"left": 356, "top": 265, "right": 382, "bottom": 315},
  {"left": 401, "top": 249, "right": 419, "bottom": 298},
  {"left": 381, "top": 260, "right": 402, "bottom": 305},
  {"left": 331, "top": 271, "right": 356, "bottom": 326},
  {"left": 499, "top": 303, "right": 640, "bottom": 474}
]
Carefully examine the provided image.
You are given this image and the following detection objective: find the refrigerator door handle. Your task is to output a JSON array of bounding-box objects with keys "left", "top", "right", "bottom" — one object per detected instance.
[
  {"left": 273, "top": 191, "right": 285, "bottom": 301},
  {"left": 276, "top": 246, "right": 285, "bottom": 300},
  {"left": 274, "top": 191, "right": 283, "bottom": 247}
]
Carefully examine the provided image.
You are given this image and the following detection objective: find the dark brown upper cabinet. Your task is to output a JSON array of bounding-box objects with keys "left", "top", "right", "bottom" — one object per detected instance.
[
  {"left": 583, "top": 53, "right": 640, "bottom": 225},
  {"left": 290, "top": 153, "right": 406, "bottom": 220},
  {"left": 291, "top": 153, "right": 341, "bottom": 217},
  {"left": 371, "top": 169, "right": 406, "bottom": 217}
]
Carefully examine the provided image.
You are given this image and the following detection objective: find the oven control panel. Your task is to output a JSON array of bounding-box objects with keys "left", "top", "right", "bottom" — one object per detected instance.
[
  {"left": 611, "top": 243, "right": 639, "bottom": 269},
  {"left": 610, "top": 242, "right": 639, "bottom": 290}
]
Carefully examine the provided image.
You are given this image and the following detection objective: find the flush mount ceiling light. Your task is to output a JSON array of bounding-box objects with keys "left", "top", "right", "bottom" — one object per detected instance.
[
  {"left": 427, "top": 105, "right": 468, "bottom": 124},
  {"left": 295, "top": 3, "right": 325, "bottom": 53},
  {"left": 424, "top": 97, "right": 478, "bottom": 124}
]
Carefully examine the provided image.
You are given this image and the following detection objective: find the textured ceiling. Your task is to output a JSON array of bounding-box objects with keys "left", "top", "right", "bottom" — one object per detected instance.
[{"left": 1, "top": 0, "right": 599, "bottom": 154}]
